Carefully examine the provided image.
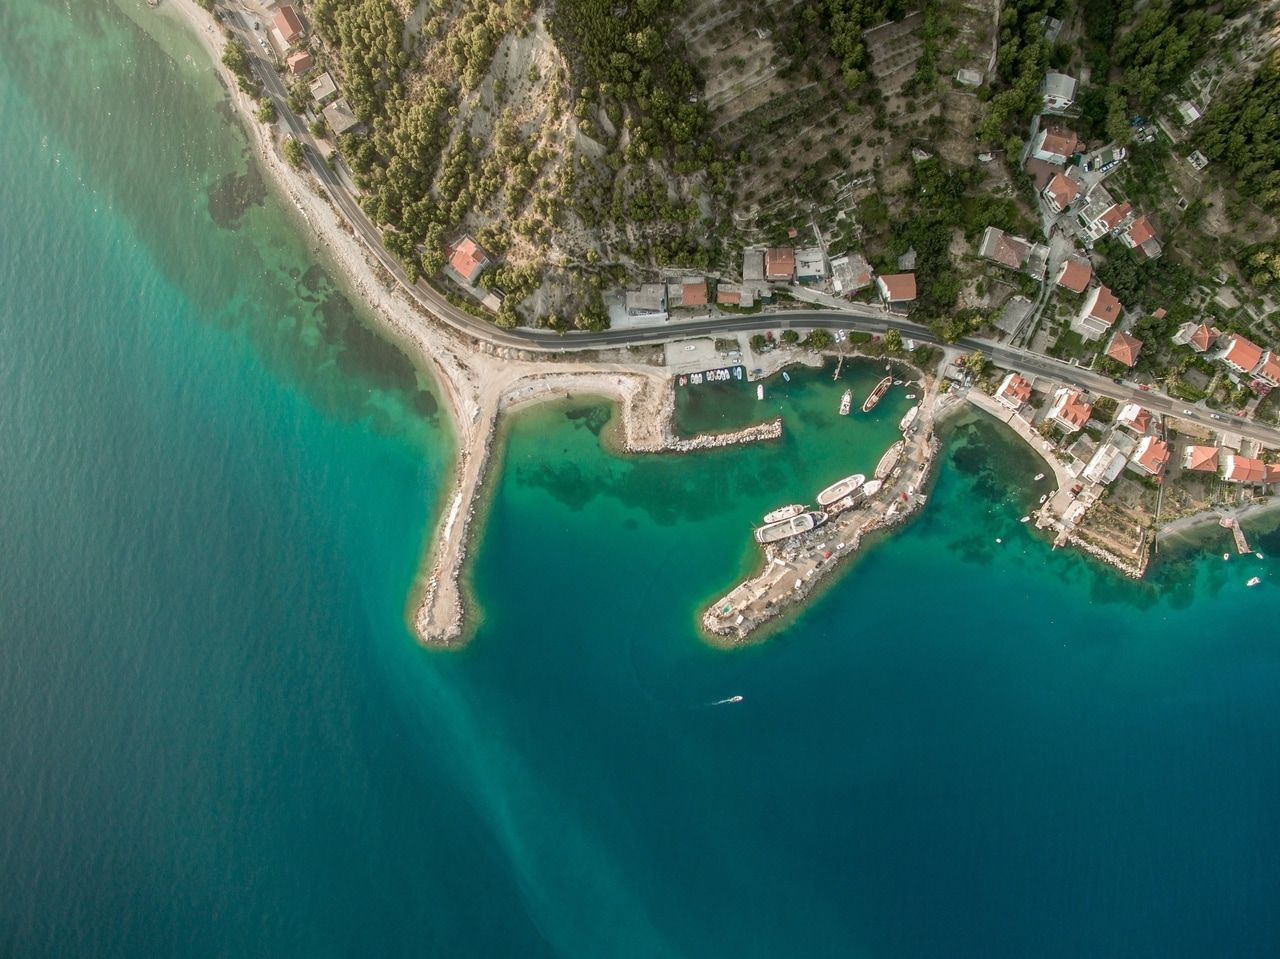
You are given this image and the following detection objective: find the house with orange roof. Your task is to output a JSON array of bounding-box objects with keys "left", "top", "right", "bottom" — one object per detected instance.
[
  {"left": 764, "top": 247, "right": 795, "bottom": 282},
  {"left": 1030, "top": 127, "right": 1081, "bottom": 165},
  {"left": 286, "top": 50, "right": 314, "bottom": 76},
  {"left": 1056, "top": 256, "right": 1092, "bottom": 293},
  {"left": 1046, "top": 387, "right": 1092, "bottom": 434},
  {"left": 876, "top": 273, "right": 917, "bottom": 312},
  {"left": 273, "top": 4, "right": 305, "bottom": 46},
  {"left": 1121, "top": 215, "right": 1162, "bottom": 259},
  {"left": 1219, "top": 333, "right": 1264, "bottom": 376},
  {"left": 1131, "top": 436, "right": 1169, "bottom": 477},
  {"left": 1074, "top": 284, "right": 1123, "bottom": 340},
  {"left": 1182, "top": 445, "right": 1220, "bottom": 472},
  {"left": 1042, "top": 171, "right": 1081, "bottom": 212},
  {"left": 995, "top": 372, "right": 1033, "bottom": 411},
  {"left": 1105, "top": 330, "right": 1143, "bottom": 367},
  {"left": 1222, "top": 454, "right": 1266, "bottom": 483},
  {"left": 1254, "top": 351, "right": 1280, "bottom": 387},
  {"left": 1172, "top": 321, "right": 1218, "bottom": 353},
  {"left": 1267, "top": 463, "right": 1280, "bottom": 485},
  {"left": 715, "top": 284, "right": 754, "bottom": 308},
  {"left": 1115, "top": 403, "right": 1152, "bottom": 434},
  {"left": 445, "top": 235, "right": 489, "bottom": 286}
]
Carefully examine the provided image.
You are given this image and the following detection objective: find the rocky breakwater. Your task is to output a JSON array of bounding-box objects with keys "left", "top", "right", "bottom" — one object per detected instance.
[{"left": 667, "top": 417, "right": 783, "bottom": 453}]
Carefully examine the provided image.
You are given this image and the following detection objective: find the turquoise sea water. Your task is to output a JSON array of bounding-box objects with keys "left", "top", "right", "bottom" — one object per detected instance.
[{"left": 2, "top": 2, "right": 1280, "bottom": 956}]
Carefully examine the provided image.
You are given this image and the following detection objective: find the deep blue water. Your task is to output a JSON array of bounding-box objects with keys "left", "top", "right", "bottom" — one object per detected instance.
[{"left": 1, "top": 2, "right": 1278, "bottom": 957}]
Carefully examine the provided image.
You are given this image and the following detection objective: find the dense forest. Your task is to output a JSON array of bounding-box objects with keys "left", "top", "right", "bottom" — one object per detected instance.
[{"left": 1200, "top": 52, "right": 1280, "bottom": 213}]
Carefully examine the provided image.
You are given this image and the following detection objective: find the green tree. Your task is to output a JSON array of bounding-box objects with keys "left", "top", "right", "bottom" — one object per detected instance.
[
  {"left": 963, "top": 350, "right": 986, "bottom": 376},
  {"left": 883, "top": 329, "right": 903, "bottom": 354},
  {"left": 256, "top": 98, "right": 278, "bottom": 124},
  {"left": 807, "top": 329, "right": 833, "bottom": 351},
  {"left": 283, "top": 137, "right": 305, "bottom": 169},
  {"left": 781, "top": 329, "right": 800, "bottom": 345},
  {"left": 750, "top": 334, "right": 767, "bottom": 352}
]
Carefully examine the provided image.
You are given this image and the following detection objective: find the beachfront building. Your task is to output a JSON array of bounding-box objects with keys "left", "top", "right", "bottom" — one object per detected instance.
[
  {"left": 1219, "top": 333, "right": 1264, "bottom": 376},
  {"left": 829, "top": 253, "right": 873, "bottom": 294},
  {"left": 1030, "top": 127, "right": 1081, "bottom": 165},
  {"left": 625, "top": 283, "right": 668, "bottom": 317},
  {"left": 995, "top": 372, "right": 1033, "bottom": 411},
  {"left": 1056, "top": 256, "right": 1092, "bottom": 294},
  {"left": 1131, "top": 436, "right": 1170, "bottom": 477},
  {"left": 765, "top": 247, "right": 796, "bottom": 282},
  {"left": 1042, "top": 171, "right": 1081, "bottom": 213},
  {"left": 876, "top": 273, "right": 917, "bottom": 313},
  {"left": 1083, "top": 442, "right": 1127, "bottom": 485},
  {"left": 273, "top": 4, "right": 305, "bottom": 47},
  {"left": 1172, "top": 321, "right": 1218, "bottom": 353},
  {"left": 1042, "top": 72, "right": 1078, "bottom": 112},
  {"left": 1105, "top": 331, "right": 1143, "bottom": 368},
  {"left": 1046, "top": 387, "right": 1092, "bottom": 434},
  {"left": 1182, "top": 445, "right": 1221, "bottom": 472},
  {"left": 1222, "top": 454, "right": 1266, "bottom": 483},
  {"left": 1073, "top": 284, "right": 1122, "bottom": 340},
  {"left": 1115, "top": 403, "right": 1152, "bottom": 435}
]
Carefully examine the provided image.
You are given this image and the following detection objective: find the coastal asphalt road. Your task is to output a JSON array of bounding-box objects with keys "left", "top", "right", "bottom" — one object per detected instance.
[{"left": 232, "top": 17, "right": 1280, "bottom": 451}]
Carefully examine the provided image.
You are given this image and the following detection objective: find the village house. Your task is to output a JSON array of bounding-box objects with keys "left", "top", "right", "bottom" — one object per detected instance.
[
  {"left": 1030, "top": 127, "right": 1082, "bottom": 165},
  {"left": 979, "top": 227, "right": 1030, "bottom": 269},
  {"left": 1105, "top": 330, "right": 1143, "bottom": 368},
  {"left": 1042, "top": 171, "right": 1081, "bottom": 213},
  {"left": 876, "top": 273, "right": 917, "bottom": 312},
  {"left": 286, "top": 50, "right": 314, "bottom": 76},
  {"left": 1081, "top": 198, "right": 1134, "bottom": 242},
  {"left": 444, "top": 235, "right": 490, "bottom": 286},
  {"left": 1046, "top": 387, "right": 1092, "bottom": 434},
  {"left": 1182, "top": 445, "right": 1221, "bottom": 472},
  {"left": 1178, "top": 100, "right": 1202, "bottom": 125},
  {"left": 1056, "top": 256, "right": 1092, "bottom": 294},
  {"left": 1042, "top": 72, "right": 1078, "bottom": 112},
  {"left": 715, "top": 284, "right": 754, "bottom": 308},
  {"left": 1083, "top": 442, "right": 1128, "bottom": 485},
  {"left": 309, "top": 72, "right": 338, "bottom": 105},
  {"left": 794, "top": 248, "right": 828, "bottom": 284},
  {"left": 765, "top": 247, "right": 796, "bottom": 282},
  {"left": 624, "top": 283, "right": 668, "bottom": 317},
  {"left": 1115, "top": 403, "right": 1152, "bottom": 434},
  {"left": 1254, "top": 351, "right": 1280, "bottom": 388},
  {"left": 995, "top": 372, "right": 1033, "bottom": 411},
  {"left": 1120, "top": 214, "right": 1162, "bottom": 259},
  {"left": 1130, "top": 436, "right": 1170, "bottom": 477},
  {"left": 1172, "top": 320, "right": 1218, "bottom": 352},
  {"left": 667, "top": 277, "right": 708, "bottom": 309},
  {"left": 322, "top": 98, "right": 360, "bottom": 136},
  {"left": 829, "top": 253, "right": 873, "bottom": 294},
  {"left": 1074, "top": 284, "right": 1123, "bottom": 340},
  {"left": 1219, "top": 333, "right": 1264, "bottom": 376},
  {"left": 1222, "top": 454, "right": 1266, "bottom": 483},
  {"left": 273, "top": 4, "right": 305, "bottom": 47}
]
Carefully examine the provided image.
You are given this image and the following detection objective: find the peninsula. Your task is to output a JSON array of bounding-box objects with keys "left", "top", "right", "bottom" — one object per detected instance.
[{"left": 168, "top": 0, "right": 1280, "bottom": 645}]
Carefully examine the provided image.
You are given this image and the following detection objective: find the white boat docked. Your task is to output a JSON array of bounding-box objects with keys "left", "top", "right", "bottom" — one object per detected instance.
[
  {"left": 754, "top": 511, "right": 825, "bottom": 544},
  {"left": 861, "top": 479, "right": 883, "bottom": 498},
  {"left": 899, "top": 405, "right": 919, "bottom": 432},
  {"left": 756, "top": 384, "right": 764, "bottom": 401},
  {"left": 763, "top": 504, "right": 805, "bottom": 524},
  {"left": 817, "top": 473, "right": 866, "bottom": 507},
  {"left": 839, "top": 389, "right": 853, "bottom": 415}
]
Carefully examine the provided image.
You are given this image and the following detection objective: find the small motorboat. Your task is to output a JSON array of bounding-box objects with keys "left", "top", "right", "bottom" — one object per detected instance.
[
  {"left": 839, "top": 389, "right": 853, "bottom": 416},
  {"left": 1034, "top": 473, "right": 1045, "bottom": 481},
  {"left": 1224, "top": 553, "right": 1230, "bottom": 561},
  {"left": 782, "top": 371, "right": 791, "bottom": 382},
  {"left": 714, "top": 695, "right": 745, "bottom": 704},
  {"left": 1039, "top": 494, "right": 1048, "bottom": 504},
  {"left": 1257, "top": 552, "right": 1265, "bottom": 560},
  {"left": 893, "top": 379, "right": 903, "bottom": 385},
  {"left": 995, "top": 538, "right": 1003, "bottom": 544},
  {"left": 756, "top": 384, "right": 764, "bottom": 400},
  {"left": 905, "top": 393, "right": 916, "bottom": 399},
  {"left": 1020, "top": 515, "right": 1031, "bottom": 523},
  {"left": 1247, "top": 576, "right": 1261, "bottom": 587}
]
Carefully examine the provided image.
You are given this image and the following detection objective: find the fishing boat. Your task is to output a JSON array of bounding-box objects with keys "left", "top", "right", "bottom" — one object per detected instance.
[
  {"left": 899, "top": 405, "right": 919, "bottom": 432},
  {"left": 756, "top": 384, "right": 764, "bottom": 400},
  {"left": 817, "top": 473, "right": 866, "bottom": 507},
  {"left": 763, "top": 504, "right": 805, "bottom": 523},
  {"left": 754, "top": 511, "right": 822, "bottom": 544},
  {"left": 839, "top": 389, "right": 852, "bottom": 415},
  {"left": 861, "top": 376, "right": 892, "bottom": 412},
  {"left": 1247, "top": 576, "right": 1261, "bottom": 587},
  {"left": 1034, "top": 472, "right": 1045, "bottom": 481}
]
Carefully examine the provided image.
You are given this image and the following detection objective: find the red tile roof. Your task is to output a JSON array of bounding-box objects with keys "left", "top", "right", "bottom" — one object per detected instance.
[
  {"left": 1106, "top": 331, "right": 1143, "bottom": 367},
  {"left": 765, "top": 247, "right": 795, "bottom": 279},
  {"left": 1099, "top": 202, "right": 1133, "bottom": 231},
  {"left": 1044, "top": 172, "right": 1080, "bottom": 210},
  {"left": 1051, "top": 389, "right": 1092, "bottom": 431},
  {"left": 1152, "top": 307, "right": 1167, "bottom": 319},
  {"left": 1116, "top": 403, "right": 1151, "bottom": 434},
  {"left": 274, "top": 5, "right": 305, "bottom": 43},
  {"left": 448, "top": 236, "right": 488, "bottom": 284},
  {"left": 716, "top": 288, "right": 741, "bottom": 305},
  {"left": 1268, "top": 463, "right": 1280, "bottom": 484},
  {"left": 1126, "top": 215, "right": 1156, "bottom": 246},
  {"left": 1038, "top": 127, "right": 1081, "bottom": 159},
  {"left": 1188, "top": 322, "right": 1215, "bottom": 352},
  {"left": 1255, "top": 351, "right": 1280, "bottom": 385},
  {"left": 878, "top": 273, "right": 917, "bottom": 302},
  {"left": 1135, "top": 437, "right": 1170, "bottom": 476},
  {"left": 1224, "top": 455, "right": 1266, "bottom": 483},
  {"left": 286, "top": 50, "right": 314, "bottom": 75},
  {"left": 1057, "top": 257, "right": 1092, "bottom": 293},
  {"left": 1223, "top": 334, "right": 1263, "bottom": 373},
  {"left": 1088, "top": 285, "right": 1123, "bottom": 326},
  {"left": 1182, "top": 445, "right": 1220, "bottom": 472},
  {"left": 997, "top": 372, "right": 1032, "bottom": 407},
  {"left": 681, "top": 280, "right": 708, "bottom": 307}
]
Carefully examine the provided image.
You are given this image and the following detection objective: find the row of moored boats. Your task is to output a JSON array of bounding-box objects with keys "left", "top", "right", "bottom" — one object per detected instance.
[{"left": 754, "top": 474, "right": 883, "bottom": 544}]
